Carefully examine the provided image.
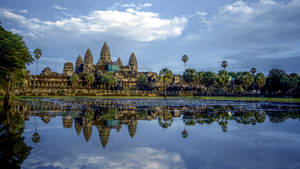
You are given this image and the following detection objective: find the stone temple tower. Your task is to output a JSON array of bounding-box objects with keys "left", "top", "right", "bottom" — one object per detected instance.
[
  {"left": 75, "top": 54, "right": 83, "bottom": 73},
  {"left": 129, "top": 52, "right": 138, "bottom": 73},
  {"left": 63, "top": 62, "right": 74, "bottom": 76},
  {"left": 97, "top": 42, "right": 112, "bottom": 66},
  {"left": 83, "top": 48, "right": 94, "bottom": 73}
]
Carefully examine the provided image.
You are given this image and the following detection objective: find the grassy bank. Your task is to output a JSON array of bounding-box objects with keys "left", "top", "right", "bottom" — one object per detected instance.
[{"left": 1, "top": 95, "right": 298, "bottom": 103}]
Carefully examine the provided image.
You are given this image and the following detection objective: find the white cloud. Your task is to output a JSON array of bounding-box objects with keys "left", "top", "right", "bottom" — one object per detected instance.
[
  {"left": 223, "top": 1, "right": 253, "bottom": 14},
  {"left": 0, "top": 8, "right": 187, "bottom": 42},
  {"left": 23, "top": 147, "right": 186, "bottom": 169},
  {"left": 53, "top": 4, "right": 67, "bottom": 11},
  {"left": 112, "top": 3, "right": 153, "bottom": 10},
  {"left": 19, "top": 9, "right": 28, "bottom": 14},
  {"left": 259, "top": 0, "right": 277, "bottom": 5}
]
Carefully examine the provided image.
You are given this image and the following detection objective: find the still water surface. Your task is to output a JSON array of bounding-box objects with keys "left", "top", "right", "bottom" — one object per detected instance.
[{"left": 2, "top": 98, "right": 300, "bottom": 169}]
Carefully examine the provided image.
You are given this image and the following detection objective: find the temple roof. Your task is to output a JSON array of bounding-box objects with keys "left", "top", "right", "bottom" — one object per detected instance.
[
  {"left": 98, "top": 42, "right": 112, "bottom": 65},
  {"left": 117, "top": 57, "right": 123, "bottom": 67},
  {"left": 129, "top": 52, "right": 137, "bottom": 66},
  {"left": 76, "top": 54, "right": 83, "bottom": 66},
  {"left": 84, "top": 48, "right": 93, "bottom": 65}
]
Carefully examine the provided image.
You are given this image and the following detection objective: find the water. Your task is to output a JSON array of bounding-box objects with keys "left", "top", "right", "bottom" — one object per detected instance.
[{"left": 1, "top": 98, "right": 300, "bottom": 169}]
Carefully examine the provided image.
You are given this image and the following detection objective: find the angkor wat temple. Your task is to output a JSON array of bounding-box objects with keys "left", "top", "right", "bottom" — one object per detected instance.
[{"left": 18, "top": 42, "right": 182, "bottom": 96}]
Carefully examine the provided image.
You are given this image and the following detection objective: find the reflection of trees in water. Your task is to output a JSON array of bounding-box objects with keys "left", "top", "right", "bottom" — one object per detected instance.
[
  {"left": 0, "top": 105, "right": 32, "bottom": 168},
  {"left": 5, "top": 99, "right": 300, "bottom": 149}
]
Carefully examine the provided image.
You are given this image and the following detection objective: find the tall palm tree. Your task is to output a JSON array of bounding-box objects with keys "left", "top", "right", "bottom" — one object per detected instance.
[
  {"left": 159, "top": 68, "right": 173, "bottom": 98},
  {"left": 250, "top": 67, "right": 257, "bottom": 90},
  {"left": 34, "top": 48, "right": 42, "bottom": 75},
  {"left": 221, "top": 60, "right": 228, "bottom": 70},
  {"left": 181, "top": 54, "right": 189, "bottom": 70}
]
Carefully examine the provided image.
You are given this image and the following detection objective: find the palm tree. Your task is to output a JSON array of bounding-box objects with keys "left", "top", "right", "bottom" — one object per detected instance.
[
  {"left": 221, "top": 60, "right": 228, "bottom": 70},
  {"left": 250, "top": 67, "right": 256, "bottom": 90},
  {"left": 181, "top": 54, "right": 189, "bottom": 70},
  {"left": 70, "top": 74, "right": 80, "bottom": 88},
  {"left": 85, "top": 73, "right": 95, "bottom": 88},
  {"left": 255, "top": 73, "right": 266, "bottom": 92},
  {"left": 34, "top": 48, "right": 42, "bottom": 75},
  {"left": 159, "top": 68, "right": 173, "bottom": 98}
]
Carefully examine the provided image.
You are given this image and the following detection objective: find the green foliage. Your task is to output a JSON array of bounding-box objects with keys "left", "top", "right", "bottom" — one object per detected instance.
[
  {"left": 0, "top": 25, "right": 33, "bottom": 73},
  {"left": 137, "top": 74, "right": 148, "bottom": 90},
  {"left": 159, "top": 68, "right": 173, "bottom": 97},
  {"left": 255, "top": 72, "right": 266, "bottom": 90},
  {"left": 266, "top": 68, "right": 287, "bottom": 92},
  {"left": 182, "top": 69, "right": 196, "bottom": 84},
  {"left": 195, "top": 71, "right": 204, "bottom": 85},
  {"left": 202, "top": 71, "right": 216, "bottom": 88},
  {"left": 181, "top": 54, "right": 189, "bottom": 70},
  {"left": 0, "top": 24, "right": 33, "bottom": 103},
  {"left": 280, "top": 73, "right": 299, "bottom": 92},
  {"left": 101, "top": 72, "right": 117, "bottom": 89},
  {"left": 159, "top": 68, "right": 173, "bottom": 86},
  {"left": 85, "top": 73, "right": 95, "bottom": 88},
  {"left": 241, "top": 71, "right": 254, "bottom": 91},
  {"left": 70, "top": 74, "right": 80, "bottom": 88},
  {"left": 33, "top": 48, "right": 42, "bottom": 60},
  {"left": 221, "top": 60, "right": 228, "bottom": 70},
  {"left": 250, "top": 67, "right": 256, "bottom": 76},
  {"left": 216, "top": 70, "right": 230, "bottom": 90}
]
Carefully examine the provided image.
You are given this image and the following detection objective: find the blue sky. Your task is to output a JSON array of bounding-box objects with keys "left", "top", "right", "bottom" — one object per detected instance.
[{"left": 1, "top": 0, "right": 300, "bottom": 74}]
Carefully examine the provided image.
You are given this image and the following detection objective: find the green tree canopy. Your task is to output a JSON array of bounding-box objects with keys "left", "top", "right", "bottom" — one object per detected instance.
[
  {"left": 182, "top": 69, "right": 196, "bottom": 84},
  {"left": 101, "top": 72, "right": 117, "bottom": 89},
  {"left": 202, "top": 71, "right": 216, "bottom": 88},
  {"left": 216, "top": 70, "right": 230, "bottom": 92},
  {"left": 70, "top": 74, "right": 80, "bottom": 88},
  {"left": 85, "top": 73, "right": 95, "bottom": 88},
  {"left": 255, "top": 72, "right": 266, "bottom": 91},
  {"left": 0, "top": 24, "right": 33, "bottom": 105},
  {"left": 181, "top": 54, "right": 189, "bottom": 70},
  {"left": 159, "top": 68, "right": 173, "bottom": 98},
  {"left": 137, "top": 74, "right": 148, "bottom": 90},
  {"left": 221, "top": 60, "right": 228, "bottom": 70},
  {"left": 266, "top": 68, "right": 287, "bottom": 92}
]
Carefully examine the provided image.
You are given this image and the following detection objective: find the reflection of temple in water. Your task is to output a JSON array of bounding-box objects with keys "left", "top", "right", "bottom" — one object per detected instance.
[{"left": 5, "top": 99, "right": 300, "bottom": 148}]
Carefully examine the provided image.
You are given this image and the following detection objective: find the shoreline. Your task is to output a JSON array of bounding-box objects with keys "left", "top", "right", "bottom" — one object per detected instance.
[{"left": 1, "top": 96, "right": 299, "bottom": 103}]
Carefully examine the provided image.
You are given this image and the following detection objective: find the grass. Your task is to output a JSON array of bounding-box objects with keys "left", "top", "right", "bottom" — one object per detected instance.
[{"left": 2, "top": 95, "right": 299, "bottom": 103}]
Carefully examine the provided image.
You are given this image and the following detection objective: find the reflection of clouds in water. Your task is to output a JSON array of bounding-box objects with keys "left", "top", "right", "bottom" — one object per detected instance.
[
  {"left": 253, "top": 131, "right": 300, "bottom": 145},
  {"left": 23, "top": 147, "right": 186, "bottom": 169},
  {"left": 24, "top": 126, "right": 63, "bottom": 133}
]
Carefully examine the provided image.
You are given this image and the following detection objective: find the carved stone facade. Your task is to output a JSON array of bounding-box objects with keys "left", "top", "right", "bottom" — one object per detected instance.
[{"left": 63, "top": 62, "right": 74, "bottom": 76}]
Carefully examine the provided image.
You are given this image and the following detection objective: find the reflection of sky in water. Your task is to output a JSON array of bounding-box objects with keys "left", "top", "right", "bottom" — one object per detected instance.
[{"left": 19, "top": 99, "right": 300, "bottom": 169}]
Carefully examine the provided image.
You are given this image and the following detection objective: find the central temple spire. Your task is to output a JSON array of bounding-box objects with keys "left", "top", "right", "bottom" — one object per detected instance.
[{"left": 97, "top": 42, "right": 112, "bottom": 66}]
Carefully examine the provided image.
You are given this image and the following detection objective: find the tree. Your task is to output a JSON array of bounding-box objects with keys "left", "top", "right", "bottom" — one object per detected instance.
[
  {"left": 221, "top": 60, "right": 228, "bottom": 70},
  {"left": 250, "top": 67, "right": 256, "bottom": 90},
  {"left": 266, "top": 69, "right": 287, "bottom": 92},
  {"left": 101, "top": 72, "right": 117, "bottom": 90},
  {"left": 280, "top": 73, "right": 299, "bottom": 93},
  {"left": 33, "top": 48, "right": 42, "bottom": 75},
  {"left": 181, "top": 55, "right": 189, "bottom": 70},
  {"left": 85, "top": 73, "right": 95, "bottom": 88},
  {"left": 182, "top": 69, "right": 196, "bottom": 84},
  {"left": 255, "top": 73, "right": 266, "bottom": 92},
  {"left": 194, "top": 71, "right": 204, "bottom": 87},
  {"left": 216, "top": 70, "right": 230, "bottom": 93},
  {"left": 70, "top": 74, "right": 80, "bottom": 88},
  {"left": 0, "top": 25, "right": 33, "bottom": 106},
  {"left": 159, "top": 68, "right": 173, "bottom": 98},
  {"left": 241, "top": 71, "right": 254, "bottom": 92},
  {"left": 137, "top": 74, "right": 148, "bottom": 90},
  {"left": 202, "top": 71, "right": 216, "bottom": 94}
]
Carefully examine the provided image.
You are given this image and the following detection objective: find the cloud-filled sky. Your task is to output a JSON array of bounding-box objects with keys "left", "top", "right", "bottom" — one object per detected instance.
[{"left": 1, "top": 0, "right": 300, "bottom": 74}]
